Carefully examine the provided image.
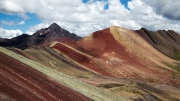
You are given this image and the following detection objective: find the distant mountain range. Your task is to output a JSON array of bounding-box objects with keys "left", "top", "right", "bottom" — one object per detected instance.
[
  {"left": 0, "top": 23, "right": 180, "bottom": 101},
  {"left": 0, "top": 23, "right": 80, "bottom": 49},
  {"left": 1, "top": 23, "right": 180, "bottom": 60}
]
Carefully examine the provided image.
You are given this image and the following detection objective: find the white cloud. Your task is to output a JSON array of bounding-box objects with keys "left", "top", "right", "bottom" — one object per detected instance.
[
  {"left": 128, "top": 0, "right": 180, "bottom": 33},
  {"left": 1, "top": 0, "right": 180, "bottom": 38},
  {"left": 0, "top": 27, "right": 23, "bottom": 38},
  {"left": 0, "top": 1, "right": 24, "bottom": 14},
  {"left": 1, "top": 20, "right": 14, "bottom": 26},
  {"left": 18, "top": 20, "right": 25, "bottom": 25},
  {"left": 1, "top": 20, "right": 25, "bottom": 26},
  {"left": 26, "top": 23, "right": 50, "bottom": 35},
  {"left": 143, "top": 0, "right": 180, "bottom": 20}
]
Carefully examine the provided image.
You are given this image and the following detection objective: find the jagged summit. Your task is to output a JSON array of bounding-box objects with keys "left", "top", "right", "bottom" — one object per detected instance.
[
  {"left": 46, "top": 23, "right": 80, "bottom": 40},
  {"left": 39, "top": 23, "right": 81, "bottom": 46},
  {"left": 48, "top": 23, "right": 61, "bottom": 29},
  {"left": 0, "top": 23, "right": 81, "bottom": 49}
]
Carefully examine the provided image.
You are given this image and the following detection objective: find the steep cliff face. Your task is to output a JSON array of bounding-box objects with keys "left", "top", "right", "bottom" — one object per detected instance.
[{"left": 0, "top": 23, "right": 81, "bottom": 49}]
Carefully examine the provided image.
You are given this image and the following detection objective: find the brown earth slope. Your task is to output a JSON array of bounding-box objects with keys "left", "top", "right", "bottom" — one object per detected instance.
[
  {"left": 8, "top": 46, "right": 95, "bottom": 77},
  {"left": 109, "top": 26, "right": 180, "bottom": 86},
  {"left": 51, "top": 26, "right": 180, "bottom": 88},
  {"left": 0, "top": 52, "right": 92, "bottom": 101}
]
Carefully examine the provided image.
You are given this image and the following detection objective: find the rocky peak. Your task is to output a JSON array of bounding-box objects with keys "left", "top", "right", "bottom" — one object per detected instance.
[
  {"left": 0, "top": 23, "right": 81, "bottom": 49},
  {"left": 45, "top": 23, "right": 81, "bottom": 40},
  {"left": 48, "top": 23, "right": 61, "bottom": 30}
]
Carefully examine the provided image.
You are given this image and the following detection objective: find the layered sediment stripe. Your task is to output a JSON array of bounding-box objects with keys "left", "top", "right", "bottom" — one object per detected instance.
[{"left": 0, "top": 47, "right": 131, "bottom": 101}]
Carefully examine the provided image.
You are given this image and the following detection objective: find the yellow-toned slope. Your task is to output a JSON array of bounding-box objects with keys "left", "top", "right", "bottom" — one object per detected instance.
[{"left": 110, "top": 26, "right": 177, "bottom": 69}]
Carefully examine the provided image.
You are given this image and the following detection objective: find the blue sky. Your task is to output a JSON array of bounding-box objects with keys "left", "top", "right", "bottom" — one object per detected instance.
[
  {"left": 0, "top": 12, "right": 41, "bottom": 33},
  {"left": 0, "top": 0, "right": 180, "bottom": 38},
  {"left": 82, "top": 0, "right": 131, "bottom": 9},
  {"left": 120, "top": 0, "right": 131, "bottom": 8},
  {"left": 0, "top": 0, "right": 131, "bottom": 33}
]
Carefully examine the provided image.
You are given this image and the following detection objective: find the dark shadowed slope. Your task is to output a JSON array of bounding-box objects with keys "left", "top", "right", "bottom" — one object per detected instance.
[
  {"left": 0, "top": 34, "right": 30, "bottom": 49},
  {"left": 136, "top": 28, "right": 180, "bottom": 60},
  {"left": 0, "top": 23, "right": 80, "bottom": 49},
  {"left": 0, "top": 52, "right": 93, "bottom": 101}
]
